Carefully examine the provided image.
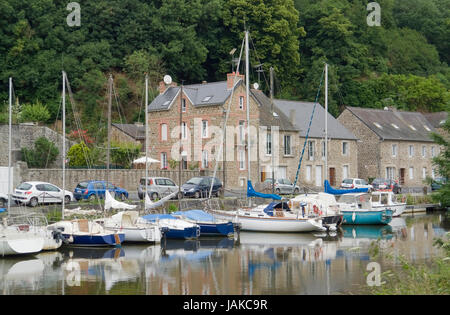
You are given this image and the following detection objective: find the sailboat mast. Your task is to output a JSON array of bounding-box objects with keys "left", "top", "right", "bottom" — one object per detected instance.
[
  {"left": 245, "top": 30, "right": 251, "bottom": 183},
  {"left": 107, "top": 74, "right": 112, "bottom": 185},
  {"left": 145, "top": 74, "right": 149, "bottom": 203},
  {"left": 8, "top": 77, "right": 12, "bottom": 213},
  {"left": 62, "top": 71, "right": 66, "bottom": 219},
  {"left": 324, "top": 63, "right": 328, "bottom": 183}
]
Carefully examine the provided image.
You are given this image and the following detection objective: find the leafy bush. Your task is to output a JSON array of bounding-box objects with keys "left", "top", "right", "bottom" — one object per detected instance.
[
  {"left": 110, "top": 141, "right": 142, "bottom": 168},
  {"left": 21, "top": 136, "right": 59, "bottom": 168},
  {"left": 20, "top": 101, "right": 51, "bottom": 123},
  {"left": 67, "top": 142, "right": 92, "bottom": 167}
]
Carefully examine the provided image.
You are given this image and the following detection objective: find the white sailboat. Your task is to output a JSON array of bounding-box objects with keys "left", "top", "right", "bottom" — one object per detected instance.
[
  {"left": 1, "top": 77, "right": 45, "bottom": 256},
  {"left": 371, "top": 190, "right": 406, "bottom": 217}
]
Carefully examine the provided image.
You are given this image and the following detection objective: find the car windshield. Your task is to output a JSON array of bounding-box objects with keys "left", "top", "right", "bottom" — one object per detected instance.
[
  {"left": 343, "top": 179, "right": 353, "bottom": 184},
  {"left": 17, "top": 183, "right": 32, "bottom": 190},
  {"left": 186, "top": 177, "right": 203, "bottom": 185},
  {"left": 76, "top": 182, "right": 88, "bottom": 189}
]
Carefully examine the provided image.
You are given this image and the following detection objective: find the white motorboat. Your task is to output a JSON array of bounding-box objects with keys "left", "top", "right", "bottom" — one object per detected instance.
[
  {"left": 96, "top": 211, "right": 162, "bottom": 243},
  {"left": 371, "top": 191, "right": 406, "bottom": 217},
  {"left": 211, "top": 201, "right": 326, "bottom": 233},
  {"left": 288, "top": 193, "right": 344, "bottom": 231}
]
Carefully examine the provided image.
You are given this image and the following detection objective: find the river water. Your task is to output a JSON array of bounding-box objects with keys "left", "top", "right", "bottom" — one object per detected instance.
[{"left": 0, "top": 212, "right": 448, "bottom": 295}]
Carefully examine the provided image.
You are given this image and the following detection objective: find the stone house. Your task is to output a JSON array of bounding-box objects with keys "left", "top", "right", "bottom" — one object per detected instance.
[
  {"left": 147, "top": 72, "right": 358, "bottom": 189},
  {"left": 424, "top": 111, "right": 448, "bottom": 136},
  {"left": 338, "top": 106, "right": 440, "bottom": 186},
  {"left": 111, "top": 122, "right": 145, "bottom": 151},
  {"left": 273, "top": 100, "right": 359, "bottom": 188}
]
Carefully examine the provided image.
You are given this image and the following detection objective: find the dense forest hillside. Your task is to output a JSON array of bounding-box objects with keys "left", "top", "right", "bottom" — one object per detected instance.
[{"left": 0, "top": 0, "right": 448, "bottom": 144}]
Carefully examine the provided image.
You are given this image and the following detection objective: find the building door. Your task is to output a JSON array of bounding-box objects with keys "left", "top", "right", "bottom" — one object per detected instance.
[
  {"left": 277, "top": 166, "right": 287, "bottom": 179},
  {"left": 315, "top": 165, "right": 322, "bottom": 187},
  {"left": 400, "top": 168, "right": 405, "bottom": 185},
  {"left": 329, "top": 168, "right": 336, "bottom": 186}
]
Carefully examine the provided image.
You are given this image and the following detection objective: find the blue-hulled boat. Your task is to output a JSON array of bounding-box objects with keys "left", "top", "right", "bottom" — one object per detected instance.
[
  {"left": 48, "top": 219, "right": 125, "bottom": 247},
  {"left": 336, "top": 193, "right": 393, "bottom": 225},
  {"left": 141, "top": 214, "right": 200, "bottom": 240},
  {"left": 171, "top": 210, "right": 234, "bottom": 237}
]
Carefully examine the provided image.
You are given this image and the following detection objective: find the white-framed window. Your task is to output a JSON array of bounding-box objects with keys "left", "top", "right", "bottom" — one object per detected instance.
[
  {"left": 308, "top": 140, "right": 315, "bottom": 161},
  {"left": 160, "top": 152, "right": 168, "bottom": 169},
  {"left": 408, "top": 145, "right": 414, "bottom": 157},
  {"left": 386, "top": 167, "right": 395, "bottom": 179},
  {"left": 182, "top": 122, "right": 187, "bottom": 139},
  {"left": 409, "top": 166, "right": 414, "bottom": 179},
  {"left": 161, "top": 123, "right": 167, "bottom": 141},
  {"left": 202, "top": 150, "right": 208, "bottom": 168},
  {"left": 422, "top": 145, "right": 426, "bottom": 158},
  {"left": 392, "top": 144, "right": 397, "bottom": 157},
  {"left": 239, "top": 96, "right": 244, "bottom": 110},
  {"left": 202, "top": 120, "right": 208, "bottom": 138},
  {"left": 266, "top": 132, "right": 272, "bottom": 155},
  {"left": 342, "top": 141, "right": 348, "bottom": 156},
  {"left": 239, "top": 121, "right": 245, "bottom": 145},
  {"left": 321, "top": 141, "right": 326, "bottom": 159},
  {"left": 306, "top": 165, "right": 312, "bottom": 182},
  {"left": 284, "top": 135, "right": 291, "bottom": 155},
  {"left": 239, "top": 177, "right": 246, "bottom": 187},
  {"left": 432, "top": 168, "right": 436, "bottom": 179},
  {"left": 239, "top": 149, "right": 245, "bottom": 170},
  {"left": 422, "top": 167, "right": 427, "bottom": 179},
  {"left": 431, "top": 146, "right": 436, "bottom": 157},
  {"left": 181, "top": 98, "right": 186, "bottom": 112},
  {"left": 343, "top": 165, "right": 349, "bottom": 180}
]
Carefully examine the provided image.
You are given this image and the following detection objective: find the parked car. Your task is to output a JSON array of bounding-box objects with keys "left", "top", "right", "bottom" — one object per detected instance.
[
  {"left": 0, "top": 192, "right": 8, "bottom": 207},
  {"left": 73, "top": 180, "right": 129, "bottom": 201},
  {"left": 431, "top": 177, "right": 447, "bottom": 191},
  {"left": 138, "top": 177, "right": 181, "bottom": 200},
  {"left": 12, "top": 181, "right": 74, "bottom": 207},
  {"left": 340, "top": 178, "right": 373, "bottom": 191},
  {"left": 181, "top": 176, "right": 222, "bottom": 198},
  {"left": 262, "top": 178, "right": 300, "bottom": 194},
  {"left": 371, "top": 178, "right": 402, "bottom": 194}
]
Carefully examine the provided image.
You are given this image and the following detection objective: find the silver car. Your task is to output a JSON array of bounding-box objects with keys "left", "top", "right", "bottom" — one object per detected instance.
[
  {"left": 138, "top": 177, "right": 181, "bottom": 200},
  {"left": 263, "top": 178, "right": 300, "bottom": 194}
]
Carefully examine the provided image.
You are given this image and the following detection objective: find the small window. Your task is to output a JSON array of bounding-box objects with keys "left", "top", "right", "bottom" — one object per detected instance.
[
  {"left": 392, "top": 144, "right": 398, "bottom": 157},
  {"left": 284, "top": 135, "right": 291, "bottom": 155},
  {"left": 391, "top": 123, "right": 399, "bottom": 129},
  {"left": 342, "top": 142, "right": 348, "bottom": 155},
  {"left": 373, "top": 122, "right": 383, "bottom": 129},
  {"left": 202, "top": 120, "right": 208, "bottom": 138},
  {"left": 181, "top": 99, "right": 186, "bottom": 112},
  {"left": 408, "top": 145, "right": 414, "bottom": 157},
  {"left": 239, "top": 96, "right": 244, "bottom": 110},
  {"left": 161, "top": 123, "right": 168, "bottom": 141},
  {"left": 409, "top": 125, "right": 416, "bottom": 131},
  {"left": 202, "top": 96, "right": 213, "bottom": 102},
  {"left": 424, "top": 125, "right": 431, "bottom": 131},
  {"left": 266, "top": 132, "right": 272, "bottom": 155},
  {"left": 163, "top": 100, "right": 170, "bottom": 106},
  {"left": 160, "top": 153, "right": 168, "bottom": 169}
]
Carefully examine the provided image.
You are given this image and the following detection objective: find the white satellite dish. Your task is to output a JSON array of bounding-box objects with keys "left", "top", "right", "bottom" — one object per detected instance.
[
  {"left": 253, "top": 82, "right": 259, "bottom": 90},
  {"left": 163, "top": 75, "right": 172, "bottom": 85}
]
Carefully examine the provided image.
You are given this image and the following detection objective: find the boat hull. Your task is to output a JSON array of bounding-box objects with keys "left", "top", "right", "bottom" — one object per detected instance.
[
  {"left": 163, "top": 226, "right": 200, "bottom": 240},
  {"left": 0, "top": 233, "right": 44, "bottom": 256},
  {"left": 372, "top": 204, "right": 405, "bottom": 217},
  {"left": 108, "top": 226, "right": 162, "bottom": 243},
  {"left": 62, "top": 233, "right": 125, "bottom": 247},
  {"left": 342, "top": 209, "right": 393, "bottom": 225},
  {"left": 198, "top": 222, "right": 235, "bottom": 237}
]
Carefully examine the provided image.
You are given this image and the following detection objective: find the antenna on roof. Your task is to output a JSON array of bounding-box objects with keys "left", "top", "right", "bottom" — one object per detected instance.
[{"left": 163, "top": 75, "right": 172, "bottom": 85}]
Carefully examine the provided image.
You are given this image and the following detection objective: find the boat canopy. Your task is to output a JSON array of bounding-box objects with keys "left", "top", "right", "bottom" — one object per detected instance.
[
  {"left": 247, "top": 180, "right": 281, "bottom": 200},
  {"left": 324, "top": 180, "right": 369, "bottom": 195},
  {"left": 141, "top": 213, "right": 177, "bottom": 221},
  {"left": 263, "top": 202, "right": 291, "bottom": 216},
  {"left": 172, "top": 210, "right": 216, "bottom": 222}
]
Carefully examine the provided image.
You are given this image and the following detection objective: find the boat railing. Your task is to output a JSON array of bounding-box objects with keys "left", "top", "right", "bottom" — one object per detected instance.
[{"left": 7, "top": 212, "right": 48, "bottom": 227}]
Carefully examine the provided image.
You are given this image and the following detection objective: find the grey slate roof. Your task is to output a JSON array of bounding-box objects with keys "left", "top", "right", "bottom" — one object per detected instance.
[
  {"left": 112, "top": 123, "right": 145, "bottom": 140},
  {"left": 148, "top": 81, "right": 239, "bottom": 111},
  {"left": 274, "top": 100, "right": 358, "bottom": 140},
  {"left": 250, "top": 89, "right": 298, "bottom": 132},
  {"left": 423, "top": 111, "right": 448, "bottom": 128},
  {"left": 345, "top": 106, "right": 436, "bottom": 142}
]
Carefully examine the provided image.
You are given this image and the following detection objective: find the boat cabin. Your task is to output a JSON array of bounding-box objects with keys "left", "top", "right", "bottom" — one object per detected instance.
[
  {"left": 263, "top": 202, "right": 291, "bottom": 217},
  {"left": 337, "top": 193, "right": 372, "bottom": 210}
]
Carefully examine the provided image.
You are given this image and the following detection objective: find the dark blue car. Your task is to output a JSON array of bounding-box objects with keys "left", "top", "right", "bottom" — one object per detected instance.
[
  {"left": 74, "top": 180, "right": 129, "bottom": 201},
  {"left": 181, "top": 176, "right": 222, "bottom": 198}
]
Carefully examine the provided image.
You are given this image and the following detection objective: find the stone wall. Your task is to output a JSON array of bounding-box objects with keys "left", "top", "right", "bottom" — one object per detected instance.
[{"left": 0, "top": 124, "right": 73, "bottom": 168}]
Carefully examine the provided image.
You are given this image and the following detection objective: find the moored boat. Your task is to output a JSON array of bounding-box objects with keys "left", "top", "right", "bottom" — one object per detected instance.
[
  {"left": 141, "top": 214, "right": 200, "bottom": 240},
  {"left": 371, "top": 190, "right": 406, "bottom": 217},
  {"left": 172, "top": 210, "right": 234, "bottom": 237},
  {"left": 336, "top": 193, "right": 393, "bottom": 225}
]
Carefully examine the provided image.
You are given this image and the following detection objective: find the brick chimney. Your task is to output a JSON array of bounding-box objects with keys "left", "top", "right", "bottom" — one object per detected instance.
[
  {"left": 159, "top": 81, "right": 178, "bottom": 95},
  {"left": 227, "top": 72, "right": 245, "bottom": 89}
]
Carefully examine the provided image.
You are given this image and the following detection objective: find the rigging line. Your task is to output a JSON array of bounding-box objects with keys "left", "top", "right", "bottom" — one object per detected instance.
[
  {"left": 64, "top": 73, "right": 94, "bottom": 168},
  {"left": 248, "top": 33, "right": 270, "bottom": 91},
  {"left": 44, "top": 97, "right": 63, "bottom": 169},
  {"left": 292, "top": 67, "right": 325, "bottom": 191},
  {"left": 208, "top": 35, "right": 245, "bottom": 199}
]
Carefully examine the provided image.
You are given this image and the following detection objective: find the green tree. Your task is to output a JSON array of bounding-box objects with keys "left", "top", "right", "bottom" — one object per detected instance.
[
  {"left": 430, "top": 116, "right": 450, "bottom": 207},
  {"left": 19, "top": 101, "right": 51, "bottom": 123},
  {"left": 110, "top": 141, "right": 142, "bottom": 168},
  {"left": 21, "top": 136, "right": 59, "bottom": 168}
]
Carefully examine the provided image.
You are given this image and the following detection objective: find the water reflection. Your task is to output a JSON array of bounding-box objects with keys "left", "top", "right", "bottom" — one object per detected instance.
[{"left": 0, "top": 213, "right": 448, "bottom": 295}]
